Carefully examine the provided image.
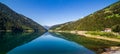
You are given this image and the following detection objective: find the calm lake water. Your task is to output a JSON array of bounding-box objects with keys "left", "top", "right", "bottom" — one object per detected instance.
[{"left": 2, "top": 32, "right": 95, "bottom": 54}]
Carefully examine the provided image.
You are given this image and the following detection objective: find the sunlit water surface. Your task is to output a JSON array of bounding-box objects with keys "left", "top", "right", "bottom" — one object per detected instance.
[{"left": 7, "top": 32, "right": 95, "bottom": 54}]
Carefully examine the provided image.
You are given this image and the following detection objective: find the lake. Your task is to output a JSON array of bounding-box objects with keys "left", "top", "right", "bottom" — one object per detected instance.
[
  {"left": 0, "top": 32, "right": 120, "bottom": 54},
  {"left": 0, "top": 32, "right": 94, "bottom": 54}
]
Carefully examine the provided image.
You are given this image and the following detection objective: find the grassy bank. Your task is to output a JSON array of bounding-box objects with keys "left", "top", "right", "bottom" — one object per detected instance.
[
  {"left": 57, "top": 32, "right": 120, "bottom": 54},
  {"left": 86, "top": 31, "right": 120, "bottom": 39}
]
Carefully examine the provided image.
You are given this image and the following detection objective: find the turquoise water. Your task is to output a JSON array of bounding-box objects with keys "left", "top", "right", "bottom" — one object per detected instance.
[{"left": 7, "top": 32, "right": 95, "bottom": 54}]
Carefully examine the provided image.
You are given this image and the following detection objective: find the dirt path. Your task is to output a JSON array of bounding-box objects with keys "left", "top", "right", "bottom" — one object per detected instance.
[{"left": 84, "top": 35, "right": 120, "bottom": 42}]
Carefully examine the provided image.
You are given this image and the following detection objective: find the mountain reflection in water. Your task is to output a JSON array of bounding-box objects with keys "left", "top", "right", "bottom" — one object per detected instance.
[
  {"left": 0, "top": 32, "right": 43, "bottom": 54},
  {"left": 7, "top": 32, "right": 95, "bottom": 54}
]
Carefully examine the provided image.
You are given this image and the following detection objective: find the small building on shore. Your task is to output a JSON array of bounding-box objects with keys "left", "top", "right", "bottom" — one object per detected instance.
[{"left": 104, "top": 28, "right": 112, "bottom": 32}]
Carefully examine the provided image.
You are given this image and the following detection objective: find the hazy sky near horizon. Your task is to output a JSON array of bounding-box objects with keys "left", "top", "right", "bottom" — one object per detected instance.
[{"left": 0, "top": 0, "right": 118, "bottom": 26}]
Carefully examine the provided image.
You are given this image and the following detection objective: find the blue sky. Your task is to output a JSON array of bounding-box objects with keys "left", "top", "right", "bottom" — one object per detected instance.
[{"left": 0, "top": 0, "right": 118, "bottom": 26}]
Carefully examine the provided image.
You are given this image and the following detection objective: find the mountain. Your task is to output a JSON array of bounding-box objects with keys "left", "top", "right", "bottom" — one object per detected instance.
[
  {"left": 50, "top": 21, "right": 75, "bottom": 31},
  {"left": 50, "top": 1, "right": 120, "bottom": 31},
  {"left": 0, "top": 2, "right": 46, "bottom": 32},
  {"left": 43, "top": 26, "right": 50, "bottom": 30}
]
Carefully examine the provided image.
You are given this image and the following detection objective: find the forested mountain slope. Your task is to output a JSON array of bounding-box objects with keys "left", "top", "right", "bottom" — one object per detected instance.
[
  {"left": 50, "top": 1, "right": 120, "bottom": 31},
  {"left": 0, "top": 2, "right": 46, "bottom": 32}
]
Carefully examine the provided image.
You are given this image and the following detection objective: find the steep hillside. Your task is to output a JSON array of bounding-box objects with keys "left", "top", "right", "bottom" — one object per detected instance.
[
  {"left": 50, "top": 21, "right": 74, "bottom": 31},
  {"left": 50, "top": 1, "right": 120, "bottom": 31},
  {"left": 0, "top": 2, "right": 46, "bottom": 32}
]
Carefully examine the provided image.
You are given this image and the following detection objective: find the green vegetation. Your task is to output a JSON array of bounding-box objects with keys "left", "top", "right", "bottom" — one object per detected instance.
[
  {"left": 0, "top": 2, "right": 46, "bottom": 32},
  {"left": 57, "top": 32, "right": 120, "bottom": 54},
  {"left": 0, "top": 32, "right": 43, "bottom": 54},
  {"left": 106, "top": 14, "right": 120, "bottom": 19},
  {"left": 112, "top": 24, "right": 120, "bottom": 33},
  {"left": 86, "top": 31, "right": 120, "bottom": 39},
  {"left": 50, "top": 1, "right": 120, "bottom": 31},
  {"left": 49, "top": 21, "right": 74, "bottom": 31}
]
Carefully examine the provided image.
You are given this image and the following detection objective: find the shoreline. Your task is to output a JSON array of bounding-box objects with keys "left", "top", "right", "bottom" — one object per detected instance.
[
  {"left": 50, "top": 30, "right": 120, "bottom": 42},
  {"left": 101, "top": 46, "right": 120, "bottom": 54},
  {"left": 49, "top": 30, "right": 120, "bottom": 54}
]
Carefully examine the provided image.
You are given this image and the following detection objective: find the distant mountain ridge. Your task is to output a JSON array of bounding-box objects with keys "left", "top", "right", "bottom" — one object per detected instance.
[
  {"left": 0, "top": 2, "right": 46, "bottom": 32},
  {"left": 50, "top": 1, "right": 120, "bottom": 31},
  {"left": 43, "top": 26, "right": 50, "bottom": 30},
  {"left": 50, "top": 21, "right": 75, "bottom": 30}
]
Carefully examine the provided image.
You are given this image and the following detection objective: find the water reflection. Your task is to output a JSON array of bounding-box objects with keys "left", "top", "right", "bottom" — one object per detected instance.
[
  {"left": 7, "top": 32, "right": 95, "bottom": 54},
  {"left": 0, "top": 32, "right": 43, "bottom": 54}
]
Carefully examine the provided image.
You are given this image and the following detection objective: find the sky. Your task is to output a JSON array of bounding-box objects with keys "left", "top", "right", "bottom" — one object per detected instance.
[{"left": 0, "top": 0, "right": 119, "bottom": 26}]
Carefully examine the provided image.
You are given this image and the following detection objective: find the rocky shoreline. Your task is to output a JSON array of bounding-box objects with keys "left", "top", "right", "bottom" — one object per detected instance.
[{"left": 102, "top": 46, "right": 120, "bottom": 54}]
